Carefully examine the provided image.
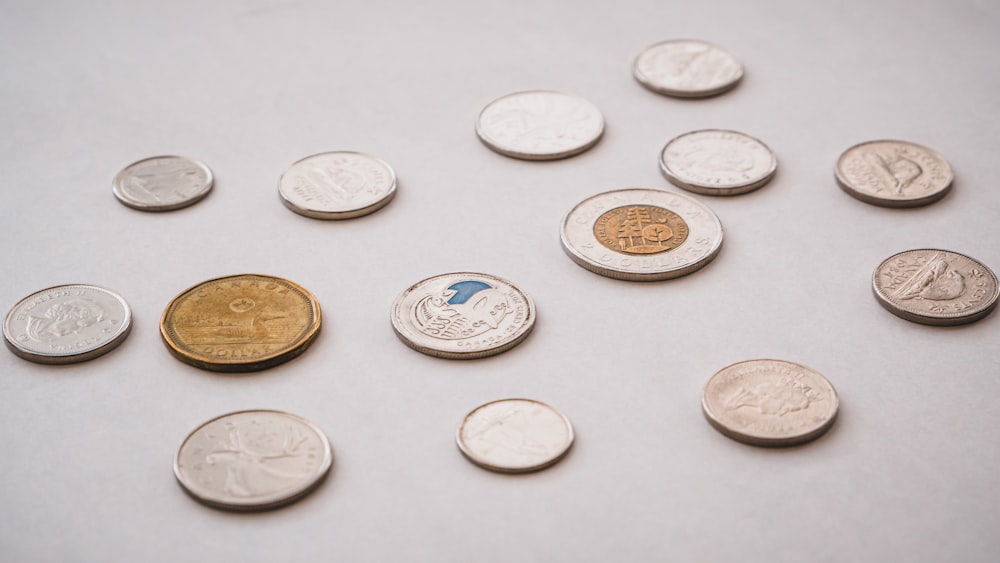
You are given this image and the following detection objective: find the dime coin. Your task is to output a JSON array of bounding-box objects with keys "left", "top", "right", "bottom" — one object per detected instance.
[
  {"left": 112, "top": 156, "right": 213, "bottom": 211},
  {"left": 160, "top": 274, "right": 322, "bottom": 372},
  {"left": 560, "top": 188, "right": 724, "bottom": 281},
  {"left": 872, "top": 249, "right": 998, "bottom": 326},
  {"left": 174, "top": 410, "right": 333, "bottom": 511},
  {"left": 390, "top": 272, "right": 535, "bottom": 359},
  {"left": 475, "top": 90, "right": 605, "bottom": 160},
  {"left": 278, "top": 151, "right": 397, "bottom": 219},
  {"left": 3, "top": 284, "right": 132, "bottom": 364},
  {"left": 835, "top": 140, "right": 953, "bottom": 207},
  {"left": 702, "top": 359, "right": 839, "bottom": 447},
  {"left": 659, "top": 129, "right": 777, "bottom": 195},
  {"left": 633, "top": 39, "right": 744, "bottom": 98},
  {"left": 456, "top": 398, "right": 574, "bottom": 473}
]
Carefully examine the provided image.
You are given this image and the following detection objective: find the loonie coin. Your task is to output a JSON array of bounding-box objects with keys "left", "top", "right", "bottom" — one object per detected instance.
[
  {"left": 174, "top": 410, "right": 333, "bottom": 511},
  {"left": 456, "top": 398, "right": 574, "bottom": 473},
  {"left": 702, "top": 359, "right": 839, "bottom": 447},
  {"left": 633, "top": 39, "right": 744, "bottom": 98},
  {"left": 560, "top": 188, "right": 723, "bottom": 281},
  {"left": 160, "top": 274, "right": 322, "bottom": 372},
  {"left": 390, "top": 272, "right": 535, "bottom": 359},
  {"left": 113, "top": 156, "right": 214, "bottom": 211},
  {"left": 278, "top": 151, "right": 397, "bottom": 219},
  {"left": 835, "top": 140, "right": 953, "bottom": 207},
  {"left": 659, "top": 129, "right": 777, "bottom": 195},
  {"left": 475, "top": 90, "right": 605, "bottom": 160},
  {"left": 872, "top": 249, "right": 998, "bottom": 326},
  {"left": 3, "top": 284, "right": 132, "bottom": 364}
]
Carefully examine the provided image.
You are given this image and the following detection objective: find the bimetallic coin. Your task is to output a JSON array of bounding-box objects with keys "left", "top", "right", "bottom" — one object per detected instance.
[
  {"left": 278, "top": 151, "right": 397, "bottom": 219},
  {"left": 835, "top": 140, "right": 953, "bottom": 207},
  {"left": 703, "top": 359, "right": 839, "bottom": 447},
  {"left": 390, "top": 272, "right": 535, "bottom": 359},
  {"left": 872, "top": 249, "right": 998, "bottom": 326},
  {"left": 475, "top": 90, "right": 605, "bottom": 160},
  {"left": 3, "top": 284, "right": 132, "bottom": 364},
  {"left": 633, "top": 39, "right": 744, "bottom": 98},
  {"left": 160, "top": 274, "right": 321, "bottom": 372},
  {"left": 174, "top": 410, "right": 333, "bottom": 511},
  {"left": 560, "top": 188, "right": 724, "bottom": 281},
  {"left": 457, "top": 398, "right": 574, "bottom": 473},
  {"left": 660, "top": 129, "right": 777, "bottom": 195},
  {"left": 113, "top": 156, "right": 213, "bottom": 211}
]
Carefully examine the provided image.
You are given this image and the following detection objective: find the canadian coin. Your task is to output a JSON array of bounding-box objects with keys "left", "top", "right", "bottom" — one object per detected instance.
[
  {"left": 456, "top": 398, "right": 574, "bottom": 473},
  {"left": 560, "top": 188, "right": 723, "bottom": 281},
  {"left": 278, "top": 151, "right": 397, "bottom": 219},
  {"left": 3, "top": 284, "right": 132, "bottom": 364},
  {"left": 390, "top": 272, "right": 535, "bottom": 359},
  {"left": 872, "top": 249, "right": 998, "bottom": 326},
  {"left": 112, "top": 156, "right": 213, "bottom": 211},
  {"left": 174, "top": 410, "right": 333, "bottom": 511},
  {"left": 475, "top": 90, "right": 604, "bottom": 160},
  {"left": 835, "top": 140, "right": 953, "bottom": 207},
  {"left": 659, "top": 129, "right": 777, "bottom": 195},
  {"left": 633, "top": 39, "right": 744, "bottom": 98},
  {"left": 160, "top": 274, "right": 322, "bottom": 372},
  {"left": 702, "top": 359, "right": 839, "bottom": 447}
]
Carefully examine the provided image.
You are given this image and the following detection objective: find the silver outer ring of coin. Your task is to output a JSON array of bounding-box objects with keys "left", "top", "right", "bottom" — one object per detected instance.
[
  {"left": 560, "top": 188, "right": 724, "bottom": 281},
  {"left": 173, "top": 410, "right": 333, "bottom": 511},
  {"left": 278, "top": 151, "right": 397, "bottom": 220},
  {"left": 702, "top": 359, "right": 839, "bottom": 447},
  {"left": 633, "top": 39, "right": 744, "bottom": 98},
  {"left": 659, "top": 129, "right": 777, "bottom": 195},
  {"left": 390, "top": 272, "right": 536, "bottom": 359},
  {"left": 835, "top": 140, "right": 954, "bottom": 208},
  {"left": 456, "top": 398, "right": 574, "bottom": 474},
  {"left": 871, "top": 249, "right": 999, "bottom": 326},
  {"left": 3, "top": 284, "right": 132, "bottom": 364},
  {"left": 475, "top": 90, "right": 605, "bottom": 160},
  {"left": 112, "top": 155, "right": 214, "bottom": 211}
]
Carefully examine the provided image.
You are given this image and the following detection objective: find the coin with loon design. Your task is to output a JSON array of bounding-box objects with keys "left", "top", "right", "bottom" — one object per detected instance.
[
  {"left": 278, "top": 151, "right": 397, "bottom": 219},
  {"left": 835, "top": 140, "right": 953, "bottom": 207},
  {"left": 633, "top": 39, "right": 744, "bottom": 98},
  {"left": 113, "top": 155, "right": 214, "bottom": 211},
  {"left": 475, "top": 90, "right": 605, "bottom": 160},
  {"left": 659, "top": 129, "right": 777, "bottom": 195},
  {"left": 456, "top": 398, "right": 574, "bottom": 473}
]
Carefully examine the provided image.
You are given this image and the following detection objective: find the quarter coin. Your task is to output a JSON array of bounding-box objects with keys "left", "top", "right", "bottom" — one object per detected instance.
[
  {"left": 456, "top": 398, "right": 574, "bottom": 473},
  {"left": 633, "top": 39, "right": 744, "bottom": 98},
  {"left": 113, "top": 155, "right": 213, "bottom": 211},
  {"left": 659, "top": 129, "right": 777, "bottom": 195},
  {"left": 835, "top": 140, "right": 953, "bottom": 207},
  {"left": 475, "top": 90, "right": 605, "bottom": 160},
  {"left": 278, "top": 151, "right": 397, "bottom": 219}
]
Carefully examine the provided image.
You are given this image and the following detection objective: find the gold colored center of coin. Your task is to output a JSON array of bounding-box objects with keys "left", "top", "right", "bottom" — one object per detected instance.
[{"left": 593, "top": 205, "right": 689, "bottom": 254}]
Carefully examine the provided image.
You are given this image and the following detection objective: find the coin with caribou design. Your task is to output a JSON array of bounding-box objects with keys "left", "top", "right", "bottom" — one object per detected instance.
[{"left": 475, "top": 90, "right": 604, "bottom": 160}]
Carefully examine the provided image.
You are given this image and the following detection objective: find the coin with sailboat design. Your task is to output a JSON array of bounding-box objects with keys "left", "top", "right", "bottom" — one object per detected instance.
[
  {"left": 835, "top": 140, "right": 953, "bottom": 207},
  {"left": 113, "top": 155, "right": 213, "bottom": 211},
  {"left": 475, "top": 90, "right": 604, "bottom": 160},
  {"left": 278, "top": 151, "right": 396, "bottom": 219},
  {"left": 457, "top": 398, "right": 574, "bottom": 473}
]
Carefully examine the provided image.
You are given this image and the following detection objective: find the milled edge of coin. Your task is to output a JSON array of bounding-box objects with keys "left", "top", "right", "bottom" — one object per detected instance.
[
  {"left": 834, "top": 140, "right": 954, "bottom": 208},
  {"left": 632, "top": 39, "right": 744, "bottom": 98},
  {"left": 277, "top": 151, "right": 398, "bottom": 220},
  {"left": 173, "top": 409, "right": 333, "bottom": 511},
  {"left": 659, "top": 129, "right": 777, "bottom": 196},
  {"left": 112, "top": 155, "right": 214, "bottom": 212},
  {"left": 455, "top": 398, "right": 575, "bottom": 474}
]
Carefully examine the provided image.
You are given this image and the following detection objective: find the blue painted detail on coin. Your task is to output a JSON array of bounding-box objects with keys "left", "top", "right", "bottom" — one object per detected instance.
[{"left": 446, "top": 281, "right": 493, "bottom": 305}]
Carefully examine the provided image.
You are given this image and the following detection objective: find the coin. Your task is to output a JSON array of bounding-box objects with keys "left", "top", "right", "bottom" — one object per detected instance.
[
  {"left": 872, "top": 249, "right": 998, "bottom": 326},
  {"left": 456, "top": 398, "right": 574, "bottom": 473},
  {"left": 702, "top": 359, "right": 839, "bottom": 447},
  {"left": 174, "top": 410, "right": 333, "bottom": 511},
  {"left": 659, "top": 129, "right": 777, "bottom": 195},
  {"left": 112, "top": 156, "right": 213, "bottom": 211},
  {"left": 835, "top": 140, "right": 954, "bottom": 207},
  {"left": 278, "top": 151, "right": 397, "bottom": 219},
  {"left": 390, "top": 272, "right": 535, "bottom": 359},
  {"left": 475, "top": 90, "right": 605, "bottom": 160},
  {"left": 633, "top": 39, "right": 744, "bottom": 98},
  {"left": 560, "top": 188, "right": 724, "bottom": 281},
  {"left": 160, "top": 274, "right": 322, "bottom": 372},
  {"left": 3, "top": 284, "right": 132, "bottom": 364}
]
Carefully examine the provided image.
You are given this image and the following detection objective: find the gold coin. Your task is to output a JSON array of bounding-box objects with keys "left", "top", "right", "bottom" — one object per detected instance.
[
  {"left": 592, "top": 205, "right": 689, "bottom": 255},
  {"left": 160, "top": 274, "right": 322, "bottom": 372}
]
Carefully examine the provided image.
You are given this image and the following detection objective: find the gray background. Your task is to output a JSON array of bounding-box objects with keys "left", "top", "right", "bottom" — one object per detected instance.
[{"left": 2, "top": 0, "right": 998, "bottom": 561}]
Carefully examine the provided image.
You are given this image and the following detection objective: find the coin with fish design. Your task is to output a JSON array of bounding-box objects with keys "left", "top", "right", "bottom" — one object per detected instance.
[
  {"left": 278, "top": 151, "right": 397, "bottom": 219},
  {"left": 457, "top": 398, "right": 574, "bottom": 473},
  {"left": 475, "top": 90, "right": 604, "bottom": 160},
  {"left": 835, "top": 140, "right": 953, "bottom": 207},
  {"left": 113, "top": 155, "right": 213, "bottom": 211},
  {"left": 633, "top": 39, "right": 744, "bottom": 98}
]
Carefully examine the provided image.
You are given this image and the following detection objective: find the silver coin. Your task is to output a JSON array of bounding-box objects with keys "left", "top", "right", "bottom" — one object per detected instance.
[
  {"left": 872, "top": 249, "right": 998, "bottom": 326},
  {"left": 633, "top": 39, "right": 744, "bottom": 98},
  {"left": 456, "top": 398, "right": 574, "bottom": 473},
  {"left": 174, "top": 410, "right": 333, "bottom": 511},
  {"left": 475, "top": 90, "right": 605, "bottom": 160},
  {"left": 3, "top": 284, "right": 132, "bottom": 364},
  {"left": 702, "top": 359, "right": 839, "bottom": 447},
  {"left": 659, "top": 129, "right": 777, "bottom": 195},
  {"left": 112, "top": 156, "right": 213, "bottom": 211},
  {"left": 390, "top": 272, "right": 536, "bottom": 359},
  {"left": 278, "top": 151, "right": 397, "bottom": 219},
  {"left": 560, "top": 188, "right": 724, "bottom": 281},
  {"left": 835, "top": 140, "right": 953, "bottom": 207}
]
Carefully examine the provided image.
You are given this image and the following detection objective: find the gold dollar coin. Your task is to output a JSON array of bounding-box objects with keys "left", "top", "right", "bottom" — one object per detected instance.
[{"left": 160, "top": 274, "right": 322, "bottom": 372}]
